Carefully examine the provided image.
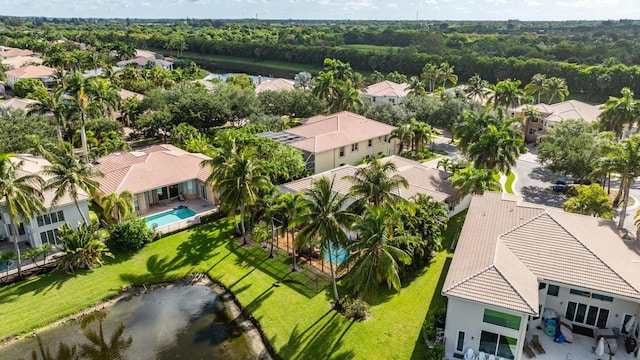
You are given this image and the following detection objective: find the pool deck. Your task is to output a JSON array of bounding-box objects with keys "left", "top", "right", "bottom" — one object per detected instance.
[{"left": 142, "top": 198, "right": 219, "bottom": 234}]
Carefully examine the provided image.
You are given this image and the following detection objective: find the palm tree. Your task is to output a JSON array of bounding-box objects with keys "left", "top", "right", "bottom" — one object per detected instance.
[
  {"left": 451, "top": 166, "right": 502, "bottom": 197},
  {"left": 339, "top": 205, "right": 415, "bottom": 317},
  {"left": 293, "top": 177, "right": 357, "bottom": 305},
  {"left": 545, "top": 77, "right": 569, "bottom": 104},
  {"left": 276, "top": 192, "right": 307, "bottom": 271},
  {"left": 41, "top": 144, "right": 103, "bottom": 225},
  {"left": 465, "top": 74, "right": 490, "bottom": 103},
  {"left": 452, "top": 108, "right": 502, "bottom": 153},
  {"left": 406, "top": 76, "right": 427, "bottom": 97},
  {"left": 0, "top": 152, "right": 45, "bottom": 278},
  {"left": 66, "top": 86, "right": 102, "bottom": 161},
  {"left": 524, "top": 73, "right": 548, "bottom": 104},
  {"left": 100, "top": 190, "right": 135, "bottom": 225},
  {"left": 389, "top": 124, "right": 413, "bottom": 153},
  {"left": 597, "top": 135, "right": 640, "bottom": 228},
  {"left": 438, "top": 62, "right": 458, "bottom": 89},
  {"left": 421, "top": 63, "right": 439, "bottom": 93},
  {"left": 209, "top": 150, "right": 271, "bottom": 245},
  {"left": 260, "top": 187, "right": 281, "bottom": 259},
  {"left": 466, "top": 121, "right": 525, "bottom": 173},
  {"left": 409, "top": 118, "right": 436, "bottom": 152},
  {"left": 600, "top": 87, "right": 639, "bottom": 139},
  {"left": 343, "top": 157, "right": 409, "bottom": 213},
  {"left": 563, "top": 184, "right": 613, "bottom": 219},
  {"left": 27, "top": 86, "right": 68, "bottom": 144},
  {"left": 490, "top": 78, "right": 528, "bottom": 113}
]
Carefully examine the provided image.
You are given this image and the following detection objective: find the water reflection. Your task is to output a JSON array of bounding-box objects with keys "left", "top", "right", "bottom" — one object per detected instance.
[{"left": 1, "top": 286, "right": 253, "bottom": 360}]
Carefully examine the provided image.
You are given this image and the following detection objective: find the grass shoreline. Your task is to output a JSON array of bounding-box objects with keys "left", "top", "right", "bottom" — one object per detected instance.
[{"left": 0, "top": 217, "right": 461, "bottom": 358}]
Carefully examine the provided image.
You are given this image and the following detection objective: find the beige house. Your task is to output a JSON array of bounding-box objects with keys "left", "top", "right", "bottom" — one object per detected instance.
[
  {"left": 261, "top": 111, "right": 397, "bottom": 174},
  {"left": 442, "top": 192, "right": 640, "bottom": 359},
  {"left": 0, "top": 155, "right": 89, "bottom": 248},
  {"left": 513, "top": 100, "right": 602, "bottom": 143},
  {"left": 360, "top": 80, "right": 410, "bottom": 105},
  {"left": 5, "top": 65, "right": 57, "bottom": 88},
  {"left": 255, "top": 78, "right": 295, "bottom": 93},
  {"left": 92, "top": 144, "right": 216, "bottom": 215},
  {"left": 0, "top": 98, "right": 38, "bottom": 112},
  {"left": 1, "top": 55, "right": 43, "bottom": 69},
  {"left": 280, "top": 155, "right": 470, "bottom": 216},
  {"left": 116, "top": 49, "right": 173, "bottom": 70},
  {"left": 0, "top": 47, "right": 35, "bottom": 59}
]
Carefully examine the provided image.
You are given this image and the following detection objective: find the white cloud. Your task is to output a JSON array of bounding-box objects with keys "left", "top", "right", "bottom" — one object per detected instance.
[
  {"left": 425, "top": 0, "right": 438, "bottom": 4},
  {"left": 524, "top": 0, "right": 542, "bottom": 5},
  {"left": 343, "top": 0, "right": 377, "bottom": 10},
  {"left": 556, "top": 0, "right": 618, "bottom": 8},
  {"left": 387, "top": 3, "right": 398, "bottom": 7}
]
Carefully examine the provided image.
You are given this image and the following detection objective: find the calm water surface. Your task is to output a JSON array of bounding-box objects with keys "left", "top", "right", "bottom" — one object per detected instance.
[{"left": 0, "top": 285, "right": 254, "bottom": 360}]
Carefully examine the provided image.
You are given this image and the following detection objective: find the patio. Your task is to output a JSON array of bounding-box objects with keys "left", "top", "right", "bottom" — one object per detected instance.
[{"left": 525, "top": 324, "right": 637, "bottom": 360}]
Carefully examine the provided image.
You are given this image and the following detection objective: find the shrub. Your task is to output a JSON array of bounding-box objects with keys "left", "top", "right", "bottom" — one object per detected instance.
[
  {"left": 339, "top": 295, "right": 370, "bottom": 321},
  {"left": 199, "top": 209, "right": 227, "bottom": 224},
  {"left": 56, "top": 223, "right": 113, "bottom": 274},
  {"left": 108, "top": 216, "right": 158, "bottom": 251}
]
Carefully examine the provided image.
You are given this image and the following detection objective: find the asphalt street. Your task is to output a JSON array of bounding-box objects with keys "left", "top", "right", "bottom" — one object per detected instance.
[{"left": 432, "top": 137, "right": 640, "bottom": 235}]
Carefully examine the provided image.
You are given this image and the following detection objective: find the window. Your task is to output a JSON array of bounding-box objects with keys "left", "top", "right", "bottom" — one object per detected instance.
[
  {"left": 565, "top": 301, "right": 609, "bottom": 328},
  {"left": 57, "top": 211, "right": 64, "bottom": 222},
  {"left": 531, "top": 117, "right": 539, "bottom": 123},
  {"left": 623, "top": 314, "right": 634, "bottom": 334},
  {"left": 37, "top": 211, "right": 65, "bottom": 227},
  {"left": 539, "top": 282, "right": 547, "bottom": 290},
  {"left": 133, "top": 199, "right": 140, "bottom": 212},
  {"left": 390, "top": 98, "right": 396, "bottom": 104},
  {"left": 456, "top": 331, "right": 465, "bottom": 352},
  {"left": 570, "top": 288, "right": 613, "bottom": 302},
  {"left": 339, "top": 147, "right": 345, "bottom": 157},
  {"left": 157, "top": 187, "right": 168, "bottom": 201},
  {"left": 169, "top": 184, "right": 179, "bottom": 198},
  {"left": 368, "top": 139, "right": 373, "bottom": 147},
  {"left": 547, "top": 285, "right": 559, "bottom": 296},
  {"left": 372, "top": 97, "right": 377, "bottom": 102},
  {"left": 479, "top": 331, "right": 517, "bottom": 359},
  {"left": 339, "top": 163, "right": 345, "bottom": 167},
  {"left": 351, "top": 143, "right": 359, "bottom": 152},
  {"left": 39, "top": 229, "right": 60, "bottom": 246},
  {"left": 187, "top": 180, "right": 196, "bottom": 195},
  {"left": 483, "top": 309, "right": 522, "bottom": 330},
  {"left": 200, "top": 183, "right": 208, "bottom": 200},
  {"left": 528, "top": 129, "right": 536, "bottom": 135},
  {"left": 384, "top": 135, "right": 388, "bottom": 142}
]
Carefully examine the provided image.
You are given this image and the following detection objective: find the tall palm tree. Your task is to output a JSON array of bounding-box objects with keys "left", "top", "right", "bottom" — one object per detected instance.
[
  {"left": 343, "top": 157, "right": 409, "bottom": 213},
  {"left": 406, "top": 76, "right": 427, "bottom": 97},
  {"left": 421, "top": 63, "right": 439, "bottom": 93},
  {"left": 339, "top": 205, "right": 415, "bottom": 317},
  {"left": 600, "top": 87, "right": 639, "bottom": 139},
  {"left": 293, "top": 177, "right": 357, "bottom": 305},
  {"left": 100, "top": 190, "right": 135, "bottom": 225},
  {"left": 545, "top": 77, "right": 569, "bottom": 104},
  {"left": 86, "top": 77, "right": 121, "bottom": 118},
  {"left": 437, "top": 62, "right": 458, "bottom": 89},
  {"left": 0, "top": 153, "right": 45, "bottom": 278},
  {"left": 389, "top": 124, "right": 413, "bottom": 154},
  {"left": 452, "top": 108, "right": 503, "bottom": 153},
  {"left": 597, "top": 135, "right": 640, "bottom": 228},
  {"left": 490, "top": 78, "right": 528, "bottom": 113},
  {"left": 524, "top": 73, "right": 548, "bottom": 104},
  {"left": 27, "top": 86, "right": 68, "bottom": 144},
  {"left": 465, "top": 74, "right": 490, "bottom": 103},
  {"left": 210, "top": 150, "right": 271, "bottom": 245},
  {"left": 276, "top": 192, "right": 307, "bottom": 271},
  {"left": 409, "top": 118, "right": 436, "bottom": 152},
  {"left": 451, "top": 166, "right": 502, "bottom": 197},
  {"left": 41, "top": 144, "right": 103, "bottom": 225},
  {"left": 66, "top": 86, "right": 102, "bottom": 161}
]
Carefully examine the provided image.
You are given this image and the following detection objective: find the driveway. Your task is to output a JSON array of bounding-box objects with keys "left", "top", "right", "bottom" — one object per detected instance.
[{"left": 512, "top": 145, "right": 569, "bottom": 209}]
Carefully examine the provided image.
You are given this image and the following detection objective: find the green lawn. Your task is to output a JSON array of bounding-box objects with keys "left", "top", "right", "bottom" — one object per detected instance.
[
  {"left": 0, "top": 217, "right": 464, "bottom": 359},
  {"left": 505, "top": 172, "right": 516, "bottom": 194},
  {"left": 181, "top": 53, "right": 321, "bottom": 78}
]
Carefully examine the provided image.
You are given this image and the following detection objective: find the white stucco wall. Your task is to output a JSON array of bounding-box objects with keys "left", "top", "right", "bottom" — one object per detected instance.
[{"left": 444, "top": 297, "right": 527, "bottom": 360}]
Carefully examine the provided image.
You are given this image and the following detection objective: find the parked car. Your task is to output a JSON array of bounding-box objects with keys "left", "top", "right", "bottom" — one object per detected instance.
[{"left": 552, "top": 178, "right": 568, "bottom": 192}]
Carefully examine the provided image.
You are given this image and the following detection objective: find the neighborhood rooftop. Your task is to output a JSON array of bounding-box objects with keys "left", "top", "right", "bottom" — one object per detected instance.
[
  {"left": 91, "top": 144, "right": 211, "bottom": 195},
  {"left": 276, "top": 111, "right": 396, "bottom": 153},
  {"left": 280, "top": 155, "right": 456, "bottom": 203},
  {"left": 443, "top": 192, "right": 640, "bottom": 315},
  {"left": 514, "top": 99, "right": 602, "bottom": 123},
  {"left": 361, "top": 80, "right": 410, "bottom": 98}
]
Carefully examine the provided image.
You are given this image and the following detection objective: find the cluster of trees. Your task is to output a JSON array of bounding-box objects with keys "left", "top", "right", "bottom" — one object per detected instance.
[{"left": 4, "top": 19, "right": 640, "bottom": 101}]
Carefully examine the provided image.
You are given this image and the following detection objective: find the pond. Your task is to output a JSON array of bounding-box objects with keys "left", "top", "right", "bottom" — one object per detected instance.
[{"left": 0, "top": 285, "right": 258, "bottom": 360}]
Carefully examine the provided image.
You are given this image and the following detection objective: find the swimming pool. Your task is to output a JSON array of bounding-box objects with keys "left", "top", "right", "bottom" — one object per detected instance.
[
  {"left": 323, "top": 246, "right": 348, "bottom": 265},
  {"left": 0, "top": 260, "right": 13, "bottom": 271},
  {"left": 145, "top": 208, "right": 197, "bottom": 229}
]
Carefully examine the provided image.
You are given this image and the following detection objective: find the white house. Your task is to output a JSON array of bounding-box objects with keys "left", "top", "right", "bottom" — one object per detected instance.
[
  {"left": 0, "top": 155, "right": 89, "bottom": 248},
  {"left": 5, "top": 65, "right": 57, "bottom": 89},
  {"left": 260, "top": 111, "right": 397, "bottom": 174},
  {"left": 442, "top": 192, "right": 640, "bottom": 359},
  {"left": 360, "top": 80, "right": 410, "bottom": 105}
]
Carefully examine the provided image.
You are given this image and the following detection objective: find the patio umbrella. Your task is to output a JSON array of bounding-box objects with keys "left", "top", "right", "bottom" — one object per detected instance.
[
  {"left": 625, "top": 314, "right": 637, "bottom": 333},
  {"left": 596, "top": 337, "right": 605, "bottom": 356}
]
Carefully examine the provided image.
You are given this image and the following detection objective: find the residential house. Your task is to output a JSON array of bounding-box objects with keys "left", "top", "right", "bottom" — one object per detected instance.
[
  {"left": 1, "top": 55, "right": 43, "bottom": 70},
  {"left": 5, "top": 65, "right": 57, "bottom": 88},
  {"left": 0, "top": 47, "right": 35, "bottom": 59},
  {"left": 442, "top": 192, "right": 640, "bottom": 359},
  {"left": 260, "top": 111, "right": 397, "bottom": 174},
  {"left": 513, "top": 100, "right": 602, "bottom": 143},
  {"left": 0, "top": 98, "right": 38, "bottom": 112},
  {"left": 280, "top": 155, "right": 470, "bottom": 216},
  {"left": 255, "top": 78, "right": 295, "bottom": 93},
  {"left": 91, "top": 144, "right": 216, "bottom": 215},
  {"left": 360, "top": 80, "right": 410, "bottom": 105},
  {"left": 116, "top": 49, "right": 173, "bottom": 70},
  {"left": 0, "top": 154, "right": 89, "bottom": 247}
]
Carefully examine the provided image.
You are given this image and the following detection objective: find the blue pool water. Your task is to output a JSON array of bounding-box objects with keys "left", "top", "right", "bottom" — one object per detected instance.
[
  {"left": 145, "top": 208, "right": 196, "bottom": 229},
  {"left": 0, "top": 260, "right": 13, "bottom": 271},
  {"left": 324, "top": 246, "right": 348, "bottom": 265}
]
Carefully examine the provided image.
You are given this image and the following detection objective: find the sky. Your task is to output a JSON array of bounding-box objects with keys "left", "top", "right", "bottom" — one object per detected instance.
[{"left": 0, "top": 0, "right": 637, "bottom": 21}]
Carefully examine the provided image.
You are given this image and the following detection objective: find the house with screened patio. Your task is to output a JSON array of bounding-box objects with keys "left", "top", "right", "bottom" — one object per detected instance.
[
  {"left": 0, "top": 154, "right": 89, "bottom": 248},
  {"left": 91, "top": 144, "right": 216, "bottom": 216},
  {"left": 442, "top": 192, "right": 640, "bottom": 360}
]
